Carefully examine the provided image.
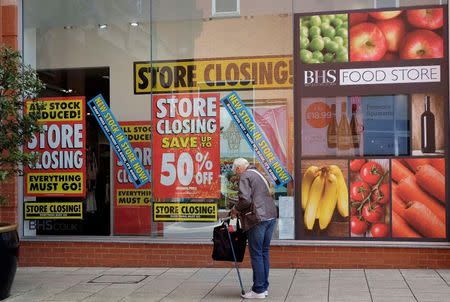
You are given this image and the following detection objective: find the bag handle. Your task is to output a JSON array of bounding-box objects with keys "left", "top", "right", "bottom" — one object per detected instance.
[
  {"left": 248, "top": 169, "right": 271, "bottom": 192},
  {"left": 223, "top": 215, "right": 242, "bottom": 231}
]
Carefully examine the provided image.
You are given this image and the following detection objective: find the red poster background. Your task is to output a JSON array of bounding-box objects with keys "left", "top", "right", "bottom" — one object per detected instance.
[
  {"left": 113, "top": 121, "right": 152, "bottom": 235},
  {"left": 24, "top": 97, "right": 86, "bottom": 197},
  {"left": 152, "top": 93, "right": 221, "bottom": 199}
]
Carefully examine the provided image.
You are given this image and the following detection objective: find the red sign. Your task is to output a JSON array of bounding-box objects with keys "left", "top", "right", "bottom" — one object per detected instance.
[
  {"left": 24, "top": 97, "right": 86, "bottom": 197},
  {"left": 113, "top": 121, "right": 152, "bottom": 235},
  {"left": 152, "top": 93, "right": 221, "bottom": 198}
]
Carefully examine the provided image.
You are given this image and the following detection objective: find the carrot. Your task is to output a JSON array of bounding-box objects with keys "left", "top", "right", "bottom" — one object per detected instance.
[
  {"left": 429, "top": 158, "right": 445, "bottom": 177},
  {"left": 392, "top": 185, "right": 406, "bottom": 219},
  {"left": 415, "top": 164, "right": 445, "bottom": 204},
  {"left": 392, "top": 159, "right": 414, "bottom": 182},
  {"left": 392, "top": 211, "right": 421, "bottom": 238},
  {"left": 403, "top": 201, "right": 446, "bottom": 238},
  {"left": 396, "top": 176, "right": 446, "bottom": 224},
  {"left": 404, "top": 158, "right": 430, "bottom": 172}
]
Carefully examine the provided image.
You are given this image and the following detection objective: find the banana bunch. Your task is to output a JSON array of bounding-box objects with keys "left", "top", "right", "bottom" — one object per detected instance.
[{"left": 302, "top": 165, "right": 349, "bottom": 230}]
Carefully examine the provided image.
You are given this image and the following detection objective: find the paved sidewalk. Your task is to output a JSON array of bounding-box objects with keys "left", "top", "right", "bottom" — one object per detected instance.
[{"left": 4, "top": 267, "right": 450, "bottom": 302}]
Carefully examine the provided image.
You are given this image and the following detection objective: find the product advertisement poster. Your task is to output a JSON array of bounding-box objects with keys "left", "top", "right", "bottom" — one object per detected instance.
[
  {"left": 295, "top": 5, "right": 448, "bottom": 241},
  {"left": 24, "top": 97, "right": 86, "bottom": 197},
  {"left": 88, "top": 94, "right": 150, "bottom": 188},
  {"left": 152, "top": 93, "right": 221, "bottom": 199},
  {"left": 221, "top": 91, "right": 292, "bottom": 187},
  {"left": 295, "top": 6, "right": 448, "bottom": 97},
  {"left": 113, "top": 121, "right": 152, "bottom": 235}
]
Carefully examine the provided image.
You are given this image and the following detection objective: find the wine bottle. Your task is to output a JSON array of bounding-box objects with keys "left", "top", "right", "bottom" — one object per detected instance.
[
  {"left": 337, "top": 102, "right": 351, "bottom": 150},
  {"left": 350, "top": 104, "right": 360, "bottom": 148},
  {"left": 327, "top": 104, "right": 337, "bottom": 149},
  {"left": 421, "top": 96, "right": 435, "bottom": 153}
]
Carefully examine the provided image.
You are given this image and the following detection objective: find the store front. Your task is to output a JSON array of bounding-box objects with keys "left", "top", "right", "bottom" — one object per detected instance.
[{"left": 5, "top": 0, "right": 450, "bottom": 267}]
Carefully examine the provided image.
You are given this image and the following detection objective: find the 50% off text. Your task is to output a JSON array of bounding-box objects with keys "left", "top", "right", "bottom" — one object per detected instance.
[{"left": 160, "top": 152, "right": 214, "bottom": 187}]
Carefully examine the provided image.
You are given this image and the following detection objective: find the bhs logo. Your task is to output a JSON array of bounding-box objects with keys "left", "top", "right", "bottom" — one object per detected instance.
[{"left": 304, "top": 70, "right": 337, "bottom": 86}]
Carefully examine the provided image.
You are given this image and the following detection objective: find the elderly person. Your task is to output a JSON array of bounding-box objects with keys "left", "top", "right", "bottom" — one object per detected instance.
[{"left": 230, "top": 158, "right": 277, "bottom": 299}]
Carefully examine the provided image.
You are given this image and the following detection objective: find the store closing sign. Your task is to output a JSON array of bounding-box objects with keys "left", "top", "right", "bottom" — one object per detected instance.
[
  {"left": 24, "top": 97, "right": 86, "bottom": 197},
  {"left": 152, "top": 93, "right": 220, "bottom": 198},
  {"left": 221, "top": 92, "right": 292, "bottom": 187},
  {"left": 134, "top": 55, "right": 293, "bottom": 94},
  {"left": 88, "top": 95, "right": 150, "bottom": 188},
  {"left": 24, "top": 202, "right": 83, "bottom": 219}
]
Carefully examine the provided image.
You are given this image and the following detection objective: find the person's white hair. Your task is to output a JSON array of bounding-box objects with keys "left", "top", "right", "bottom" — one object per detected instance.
[{"left": 232, "top": 158, "right": 249, "bottom": 173}]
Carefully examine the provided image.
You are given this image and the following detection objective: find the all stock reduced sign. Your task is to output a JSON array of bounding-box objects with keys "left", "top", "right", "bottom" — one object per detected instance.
[
  {"left": 24, "top": 97, "right": 86, "bottom": 197},
  {"left": 152, "top": 93, "right": 221, "bottom": 199}
]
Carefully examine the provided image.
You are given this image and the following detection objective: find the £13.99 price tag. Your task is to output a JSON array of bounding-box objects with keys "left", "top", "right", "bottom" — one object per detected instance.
[{"left": 152, "top": 93, "right": 221, "bottom": 198}]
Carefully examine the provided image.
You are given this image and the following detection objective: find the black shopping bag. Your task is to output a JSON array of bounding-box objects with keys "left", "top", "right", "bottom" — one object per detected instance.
[{"left": 212, "top": 219, "right": 247, "bottom": 262}]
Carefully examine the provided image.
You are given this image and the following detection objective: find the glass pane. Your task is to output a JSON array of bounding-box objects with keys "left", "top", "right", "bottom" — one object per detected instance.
[
  {"left": 23, "top": 0, "right": 152, "bottom": 236},
  {"left": 150, "top": 0, "right": 295, "bottom": 239}
]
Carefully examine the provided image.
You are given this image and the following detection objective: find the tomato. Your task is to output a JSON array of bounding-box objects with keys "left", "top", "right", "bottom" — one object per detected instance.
[
  {"left": 350, "top": 181, "right": 370, "bottom": 202},
  {"left": 351, "top": 216, "right": 368, "bottom": 235},
  {"left": 362, "top": 203, "right": 384, "bottom": 223},
  {"left": 360, "top": 161, "right": 384, "bottom": 185},
  {"left": 371, "top": 183, "right": 389, "bottom": 204},
  {"left": 350, "top": 206, "right": 358, "bottom": 216},
  {"left": 350, "top": 159, "right": 366, "bottom": 172},
  {"left": 370, "top": 223, "right": 389, "bottom": 238}
]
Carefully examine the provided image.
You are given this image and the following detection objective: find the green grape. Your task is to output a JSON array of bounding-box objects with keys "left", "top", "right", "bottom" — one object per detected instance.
[
  {"left": 322, "top": 26, "right": 336, "bottom": 38},
  {"left": 300, "top": 37, "right": 309, "bottom": 49},
  {"left": 323, "top": 53, "right": 334, "bottom": 63},
  {"left": 312, "top": 51, "right": 324, "bottom": 62},
  {"left": 335, "top": 48, "right": 348, "bottom": 62},
  {"left": 323, "top": 36, "right": 332, "bottom": 44},
  {"left": 333, "top": 36, "right": 344, "bottom": 46},
  {"left": 332, "top": 18, "right": 343, "bottom": 28},
  {"left": 325, "top": 41, "right": 339, "bottom": 53},
  {"left": 309, "top": 37, "right": 325, "bottom": 51},
  {"left": 309, "top": 26, "right": 321, "bottom": 38},
  {"left": 310, "top": 15, "right": 321, "bottom": 27},
  {"left": 300, "top": 26, "right": 309, "bottom": 37},
  {"left": 336, "top": 27, "right": 348, "bottom": 39},
  {"left": 300, "top": 49, "right": 313, "bottom": 63}
]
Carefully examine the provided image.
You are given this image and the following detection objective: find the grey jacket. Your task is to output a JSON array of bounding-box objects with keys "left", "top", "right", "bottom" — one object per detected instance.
[{"left": 234, "top": 165, "right": 277, "bottom": 231}]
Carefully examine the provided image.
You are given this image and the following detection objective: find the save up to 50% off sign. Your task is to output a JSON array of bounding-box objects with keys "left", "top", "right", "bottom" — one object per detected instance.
[{"left": 152, "top": 93, "right": 221, "bottom": 199}]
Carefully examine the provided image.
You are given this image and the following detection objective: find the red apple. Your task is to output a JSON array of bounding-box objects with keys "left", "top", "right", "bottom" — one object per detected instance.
[
  {"left": 382, "top": 52, "right": 398, "bottom": 61},
  {"left": 349, "top": 13, "right": 369, "bottom": 27},
  {"left": 369, "top": 10, "right": 402, "bottom": 20},
  {"left": 376, "top": 17, "right": 406, "bottom": 52},
  {"left": 407, "top": 8, "right": 444, "bottom": 30},
  {"left": 400, "top": 29, "right": 443, "bottom": 59},
  {"left": 350, "top": 22, "right": 387, "bottom": 62}
]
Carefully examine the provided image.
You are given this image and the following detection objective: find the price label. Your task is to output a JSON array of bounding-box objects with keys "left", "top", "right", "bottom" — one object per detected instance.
[{"left": 305, "top": 101, "right": 331, "bottom": 128}]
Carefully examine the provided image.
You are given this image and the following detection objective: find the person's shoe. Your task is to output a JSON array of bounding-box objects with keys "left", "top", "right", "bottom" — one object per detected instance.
[
  {"left": 264, "top": 290, "right": 268, "bottom": 296},
  {"left": 241, "top": 290, "right": 266, "bottom": 299}
]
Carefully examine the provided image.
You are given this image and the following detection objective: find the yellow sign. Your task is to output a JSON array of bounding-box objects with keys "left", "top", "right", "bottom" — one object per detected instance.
[
  {"left": 26, "top": 172, "right": 84, "bottom": 195},
  {"left": 116, "top": 189, "right": 151, "bottom": 206},
  {"left": 134, "top": 55, "right": 293, "bottom": 94},
  {"left": 153, "top": 203, "right": 217, "bottom": 222},
  {"left": 24, "top": 202, "right": 83, "bottom": 219},
  {"left": 27, "top": 99, "right": 84, "bottom": 122}
]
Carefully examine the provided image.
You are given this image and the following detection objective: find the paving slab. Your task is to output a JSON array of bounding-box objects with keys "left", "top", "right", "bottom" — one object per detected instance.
[{"left": 5, "top": 267, "right": 450, "bottom": 302}]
